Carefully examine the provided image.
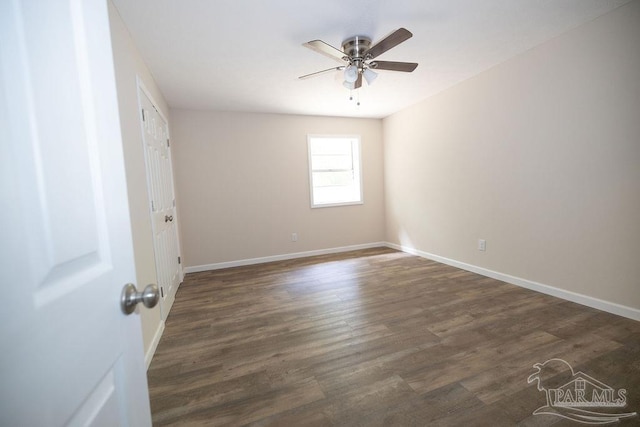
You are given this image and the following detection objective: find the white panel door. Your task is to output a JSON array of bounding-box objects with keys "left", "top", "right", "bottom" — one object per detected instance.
[
  {"left": 0, "top": 0, "right": 151, "bottom": 425},
  {"left": 139, "top": 89, "right": 182, "bottom": 320}
]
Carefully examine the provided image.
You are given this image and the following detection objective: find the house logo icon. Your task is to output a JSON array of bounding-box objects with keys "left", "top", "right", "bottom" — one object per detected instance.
[{"left": 528, "top": 358, "right": 637, "bottom": 424}]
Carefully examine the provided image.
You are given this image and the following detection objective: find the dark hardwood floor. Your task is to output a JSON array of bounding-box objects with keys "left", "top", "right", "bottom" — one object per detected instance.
[{"left": 147, "top": 248, "right": 640, "bottom": 426}]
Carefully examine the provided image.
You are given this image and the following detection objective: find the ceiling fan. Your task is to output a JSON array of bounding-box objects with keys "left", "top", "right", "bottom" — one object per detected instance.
[{"left": 299, "top": 28, "right": 418, "bottom": 90}]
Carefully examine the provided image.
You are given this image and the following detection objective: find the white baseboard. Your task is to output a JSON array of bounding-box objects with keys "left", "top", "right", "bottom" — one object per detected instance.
[
  {"left": 184, "top": 242, "right": 387, "bottom": 274},
  {"left": 182, "top": 241, "right": 640, "bottom": 321},
  {"left": 385, "top": 242, "right": 640, "bottom": 322},
  {"left": 145, "top": 319, "right": 165, "bottom": 370}
]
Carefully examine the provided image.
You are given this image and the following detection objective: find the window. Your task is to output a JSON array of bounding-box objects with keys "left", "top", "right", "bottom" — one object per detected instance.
[{"left": 308, "top": 135, "right": 362, "bottom": 208}]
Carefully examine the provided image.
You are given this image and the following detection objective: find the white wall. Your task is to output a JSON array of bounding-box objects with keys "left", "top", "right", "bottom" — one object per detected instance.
[
  {"left": 170, "top": 110, "right": 385, "bottom": 269},
  {"left": 108, "top": 0, "right": 170, "bottom": 359},
  {"left": 384, "top": 1, "right": 640, "bottom": 314}
]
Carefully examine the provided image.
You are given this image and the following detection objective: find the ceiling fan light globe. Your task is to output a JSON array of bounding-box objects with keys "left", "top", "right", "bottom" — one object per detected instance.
[
  {"left": 343, "top": 80, "right": 355, "bottom": 90},
  {"left": 344, "top": 65, "right": 358, "bottom": 83},
  {"left": 363, "top": 68, "right": 378, "bottom": 85}
]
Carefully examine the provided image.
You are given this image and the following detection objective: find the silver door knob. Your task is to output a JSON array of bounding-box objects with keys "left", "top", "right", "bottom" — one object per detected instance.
[
  {"left": 164, "top": 215, "right": 173, "bottom": 222},
  {"left": 120, "top": 283, "right": 159, "bottom": 315}
]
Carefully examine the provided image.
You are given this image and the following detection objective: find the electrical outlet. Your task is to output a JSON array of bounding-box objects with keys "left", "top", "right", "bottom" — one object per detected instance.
[
  {"left": 291, "top": 233, "right": 298, "bottom": 242},
  {"left": 478, "top": 239, "right": 486, "bottom": 251}
]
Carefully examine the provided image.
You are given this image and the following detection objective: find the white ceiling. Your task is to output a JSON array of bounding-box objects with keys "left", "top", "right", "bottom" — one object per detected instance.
[{"left": 112, "top": 0, "right": 631, "bottom": 119}]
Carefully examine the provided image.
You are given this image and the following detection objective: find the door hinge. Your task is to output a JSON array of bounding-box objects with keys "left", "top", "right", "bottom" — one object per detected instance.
[
  {"left": 151, "top": 200, "right": 155, "bottom": 211},
  {"left": 141, "top": 108, "right": 145, "bottom": 121},
  {"left": 173, "top": 199, "right": 176, "bottom": 207},
  {"left": 167, "top": 138, "right": 170, "bottom": 147},
  {"left": 160, "top": 286, "right": 164, "bottom": 298},
  {"left": 178, "top": 256, "right": 181, "bottom": 264}
]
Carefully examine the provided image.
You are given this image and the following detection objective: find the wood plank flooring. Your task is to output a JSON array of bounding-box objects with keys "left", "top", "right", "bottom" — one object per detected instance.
[{"left": 147, "top": 248, "right": 640, "bottom": 426}]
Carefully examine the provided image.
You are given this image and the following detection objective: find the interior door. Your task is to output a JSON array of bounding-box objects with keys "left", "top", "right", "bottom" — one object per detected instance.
[
  {"left": 139, "top": 88, "right": 182, "bottom": 320},
  {"left": 0, "top": 0, "right": 152, "bottom": 425}
]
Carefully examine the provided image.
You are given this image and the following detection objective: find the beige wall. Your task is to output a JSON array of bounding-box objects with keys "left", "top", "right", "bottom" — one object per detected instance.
[
  {"left": 108, "top": 0, "right": 639, "bottom": 364},
  {"left": 384, "top": 1, "right": 640, "bottom": 311},
  {"left": 170, "top": 110, "right": 385, "bottom": 268},
  {"left": 108, "top": 1, "right": 170, "bottom": 357}
]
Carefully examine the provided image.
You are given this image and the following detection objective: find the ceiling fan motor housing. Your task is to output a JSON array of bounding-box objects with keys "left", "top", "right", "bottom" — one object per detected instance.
[{"left": 342, "top": 36, "right": 372, "bottom": 66}]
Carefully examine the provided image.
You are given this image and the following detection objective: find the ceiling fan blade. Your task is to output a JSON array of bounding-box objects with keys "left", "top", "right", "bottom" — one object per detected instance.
[
  {"left": 354, "top": 72, "right": 363, "bottom": 89},
  {"left": 303, "top": 40, "right": 347, "bottom": 63},
  {"left": 298, "top": 66, "right": 344, "bottom": 79},
  {"left": 370, "top": 61, "right": 418, "bottom": 72},
  {"left": 366, "top": 28, "right": 413, "bottom": 60}
]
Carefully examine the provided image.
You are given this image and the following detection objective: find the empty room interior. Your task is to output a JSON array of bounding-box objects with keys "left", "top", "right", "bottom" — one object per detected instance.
[{"left": 11, "top": 0, "right": 639, "bottom": 425}]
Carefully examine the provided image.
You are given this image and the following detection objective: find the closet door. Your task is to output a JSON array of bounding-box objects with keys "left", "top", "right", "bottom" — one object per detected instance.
[{"left": 139, "top": 87, "right": 182, "bottom": 320}]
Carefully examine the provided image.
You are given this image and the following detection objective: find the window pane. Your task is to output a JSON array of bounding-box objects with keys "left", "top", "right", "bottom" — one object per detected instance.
[
  {"left": 310, "top": 139, "right": 353, "bottom": 155},
  {"left": 311, "top": 154, "right": 352, "bottom": 171},
  {"left": 312, "top": 171, "right": 353, "bottom": 187},
  {"left": 313, "top": 185, "right": 360, "bottom": 205}
]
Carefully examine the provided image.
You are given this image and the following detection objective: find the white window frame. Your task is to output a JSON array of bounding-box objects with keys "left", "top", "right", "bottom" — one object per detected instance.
[{"left": 307, "top": 134, "right": 363, "bottom": 208}]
